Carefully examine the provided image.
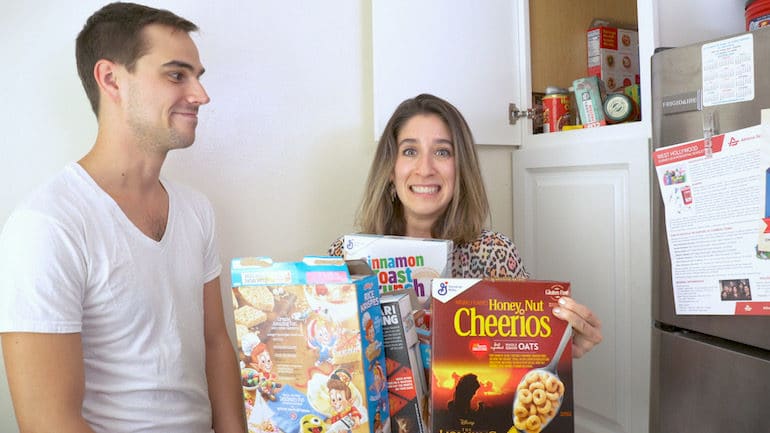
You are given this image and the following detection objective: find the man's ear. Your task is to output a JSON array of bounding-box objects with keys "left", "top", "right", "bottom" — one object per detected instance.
[{"left": 93, "top": 59, "right": 122, "bottom": 105}]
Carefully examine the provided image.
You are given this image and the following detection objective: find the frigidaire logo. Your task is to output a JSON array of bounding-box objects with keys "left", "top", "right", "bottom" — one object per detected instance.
[
  {"left": 662, "top": 97, "right": 697, "bottom": 108},
  {"left": 662, "top": 91, "right": 701, "bottom": 114}
]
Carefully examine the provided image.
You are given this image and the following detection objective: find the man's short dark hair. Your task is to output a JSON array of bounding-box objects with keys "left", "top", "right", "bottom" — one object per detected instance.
[{"left": 75, "top": 2, "right": 198, "bottom": 116}]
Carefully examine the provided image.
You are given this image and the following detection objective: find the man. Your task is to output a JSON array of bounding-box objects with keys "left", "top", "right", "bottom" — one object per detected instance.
[{"left": 0, "top": 3, "right": 246, "bottom": 432}]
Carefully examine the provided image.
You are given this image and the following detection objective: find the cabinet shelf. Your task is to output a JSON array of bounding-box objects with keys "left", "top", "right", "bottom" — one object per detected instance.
[
  {"left": 529, "top": 0, "right": 638, "bottom": 93},
  {"left": 525, "top": 120, "right": 649, "bottom": 147}
]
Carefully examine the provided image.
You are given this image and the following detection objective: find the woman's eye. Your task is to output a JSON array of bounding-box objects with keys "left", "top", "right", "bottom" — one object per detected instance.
[
  {"left": 402, "top": 148, "right": 417, "bottom": 157},
  {"left": 436, "top": 148, "right": 452, "bottom": 157},
  {"left": 169, "top": 72, "right": 183, "bottom": 81}
]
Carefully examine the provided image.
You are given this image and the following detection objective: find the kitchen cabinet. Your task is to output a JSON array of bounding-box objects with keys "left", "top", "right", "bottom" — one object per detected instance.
[
  {"left": 373, "top": 1, "right": 653, "bottom": 433},
  {"left": 371, "top": 1, "right": 524, "bottom": 145}
]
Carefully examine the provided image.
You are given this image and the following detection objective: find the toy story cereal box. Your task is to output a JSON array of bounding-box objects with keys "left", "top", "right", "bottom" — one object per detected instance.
[
  {"left": 231, "top": 257, "right": 390, "bottom": 433},
  {"left": 430, "top": 279, "right": 574, "bottom": 433},
  {"left": 380, "top": 290, "right": 428, "bottom": 433}
]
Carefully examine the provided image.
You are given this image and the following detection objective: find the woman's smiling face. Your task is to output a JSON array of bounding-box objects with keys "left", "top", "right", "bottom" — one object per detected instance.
[{"left": 392, "top": 113, "right": 455, "bottom": 233}]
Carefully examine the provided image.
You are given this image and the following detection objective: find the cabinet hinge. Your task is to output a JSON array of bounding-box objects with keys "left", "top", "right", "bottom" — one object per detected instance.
[{"left": 508, "top": 103, "right": 538, "bottom": 125}]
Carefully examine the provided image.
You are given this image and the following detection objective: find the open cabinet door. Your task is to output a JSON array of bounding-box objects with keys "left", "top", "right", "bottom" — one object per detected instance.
[
  {"left": 512, "top": 3, "right": 654, "bottom": 433},
  {"left": 372, "top": 0, "right": 524, "bottom": 146},
  {"left": 373, "top": 1, "right": 653, "bottom": 432}
]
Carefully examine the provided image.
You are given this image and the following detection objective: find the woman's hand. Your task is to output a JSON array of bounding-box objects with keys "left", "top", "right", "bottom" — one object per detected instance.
[{"left": 552, "top": 296, "right": 603, "bottom": 358}]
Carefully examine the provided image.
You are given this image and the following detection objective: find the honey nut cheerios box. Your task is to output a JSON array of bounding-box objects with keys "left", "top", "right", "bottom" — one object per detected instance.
[
  {"left": 430, "top": 279, "right": 574, "bottom": 433},
  {"left": 231, "top": 256, "right": 390, "bottom": 433}
]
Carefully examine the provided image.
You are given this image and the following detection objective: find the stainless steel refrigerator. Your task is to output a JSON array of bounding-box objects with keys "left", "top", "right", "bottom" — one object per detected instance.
[{"left": 651, "top": 27, "right": 770, "bottom": 433}]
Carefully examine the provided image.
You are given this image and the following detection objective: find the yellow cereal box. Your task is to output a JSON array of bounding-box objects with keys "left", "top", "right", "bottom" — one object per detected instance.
[
  {"left": 231, "top": 257, "right": 390, "bottom": 433},
  {"left": 430, "top": 279, "right": 574, "bottom": 433}
]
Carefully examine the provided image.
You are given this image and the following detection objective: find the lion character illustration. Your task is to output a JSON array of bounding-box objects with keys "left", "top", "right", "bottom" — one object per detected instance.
[
  {"left": 301, "top": 414, "right": 327, "bottom": 433},
  {"left": 447, "top": 373, "right": 481, "bottom": 419}
]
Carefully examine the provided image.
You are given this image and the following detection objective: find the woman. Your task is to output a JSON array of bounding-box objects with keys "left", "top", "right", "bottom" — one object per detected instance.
[{"left": 329, "top": 93, "right": 601, "bottom": 358}]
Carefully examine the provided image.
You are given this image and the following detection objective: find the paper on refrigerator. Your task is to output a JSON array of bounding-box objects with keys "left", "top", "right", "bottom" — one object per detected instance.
[{"left": 653, "top": 115, "right": 770, "bottom": 315}]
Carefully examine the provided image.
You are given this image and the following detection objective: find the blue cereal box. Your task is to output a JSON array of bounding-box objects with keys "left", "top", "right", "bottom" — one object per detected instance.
[{"left": 231, "top": 257, "right": 390, "bottom": 433}]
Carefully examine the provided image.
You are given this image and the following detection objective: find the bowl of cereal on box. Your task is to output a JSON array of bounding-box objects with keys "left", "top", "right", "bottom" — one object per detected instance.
[
  {"left": 303, "top": 284, "right": 357, "bottom": 319},
  {"left": 241, "top": 368, "right": 260, "bottom": 391},
  {"left": 512, "top": 326, "right": 572, "bottom": 433}
]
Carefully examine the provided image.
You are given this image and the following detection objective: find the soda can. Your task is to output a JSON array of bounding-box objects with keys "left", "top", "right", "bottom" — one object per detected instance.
[{"left": 542, "top": 93, "right": 570, "bottom": 133}]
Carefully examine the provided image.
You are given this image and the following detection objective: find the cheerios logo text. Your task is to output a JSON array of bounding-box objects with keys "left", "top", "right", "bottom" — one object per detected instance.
[{"left": 453, "top": 297, "right": 551, "bottom": 338}]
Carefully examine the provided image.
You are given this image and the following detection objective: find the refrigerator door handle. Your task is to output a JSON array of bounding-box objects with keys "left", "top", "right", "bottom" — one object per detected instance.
[{"left": 702, "top": 110, "right": 717, "bottom": 158}]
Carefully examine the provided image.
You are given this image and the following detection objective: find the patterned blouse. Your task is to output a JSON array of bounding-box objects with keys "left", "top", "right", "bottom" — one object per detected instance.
[{"left": 327, "top": 229, "right": 529, "bottom": 279}]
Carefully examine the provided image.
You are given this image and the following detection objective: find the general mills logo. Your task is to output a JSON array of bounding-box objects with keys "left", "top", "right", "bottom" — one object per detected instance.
[
  {"left": 345, "top": 239, "right": 353, "bottom": 249},
  {"left": 438, "top": 281, "right": 448, "bottom": 296}
]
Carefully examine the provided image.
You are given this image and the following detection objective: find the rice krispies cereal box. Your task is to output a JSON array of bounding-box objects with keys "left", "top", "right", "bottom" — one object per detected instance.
[
  {"left": 231, "top": 257, "right": 390, "bottom": 433},
  {"left": 341, "top": 234, "right": 453, "bottom": 309},
  {"left": 430, "top": 279, "right": 574, "bottom": 433}
]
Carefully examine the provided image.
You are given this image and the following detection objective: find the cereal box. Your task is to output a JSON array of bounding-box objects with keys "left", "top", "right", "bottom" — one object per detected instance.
[
  {"left": 430, "top": 279, "right": 574, "bottom": 433},
  {"left": 380, "top": 290, "right": 428, "bottom": 433},
  {"left": 341, "top": 234, "right": 453, "bottom": 309},
  {"left": 231, "top": 257, "right": 390, "bottom": 433},
  {"left": 587, "top": 26, "right": 640, "bottom": 92},
  {"left": 412, "top": 308, "right": 432, "bottom": 390}
]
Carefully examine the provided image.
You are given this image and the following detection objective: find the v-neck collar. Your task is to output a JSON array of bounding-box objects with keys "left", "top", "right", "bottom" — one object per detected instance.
[{"left": 69, "top": 162, "right": 174, "bottom": 247}]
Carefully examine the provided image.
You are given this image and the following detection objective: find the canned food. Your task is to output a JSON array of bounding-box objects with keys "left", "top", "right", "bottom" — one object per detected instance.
[
  {"left": 746, "top": 0, "right": 770, "bottom": 30},
  {"left": 572, "top": 76, "right": 606, "bottom": 128},
  {"left": 545, "top": 86, "right": 569, "bottom": 95},
  {"left": 624, "top": 84, "right": 641, "bottom": 121},
  {"left": 542, "top": 93, "right": 570, "bottom": 133},
  {"left": 603, "top": 93, "right": 637, "bottom": 124}
]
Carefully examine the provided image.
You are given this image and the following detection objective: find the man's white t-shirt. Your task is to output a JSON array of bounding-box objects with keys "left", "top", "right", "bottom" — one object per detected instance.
[{"left": 0, "top": 163, "right": 221, "bottom": 433}]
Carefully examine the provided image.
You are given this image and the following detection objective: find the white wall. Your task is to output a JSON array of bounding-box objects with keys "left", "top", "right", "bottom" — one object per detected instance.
[
  {"left": 6, "top": 0, "right": 750, "bottom": 429},
  {"left": 0, "top": 1, "right": 374, "bottom": 430},
  {"left": 654, "top": 0, "right": 746, "bottom": 47}
]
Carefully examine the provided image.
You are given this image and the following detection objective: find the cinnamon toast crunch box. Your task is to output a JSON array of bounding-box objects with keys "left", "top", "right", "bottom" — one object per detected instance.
[
  {"left": 430, "top": 279, "right": 574, "bottom": 433},
  {"left": 231, "top": 257, "right": 390, "bottom": 433},
  {"left": 341, "top": 234, "right": 453, "bottom": 309}
]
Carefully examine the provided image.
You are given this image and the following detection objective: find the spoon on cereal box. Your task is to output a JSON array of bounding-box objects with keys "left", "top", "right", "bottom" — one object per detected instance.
[{"left": 510, "top": 325, "right": 572, "bottom": 433}]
